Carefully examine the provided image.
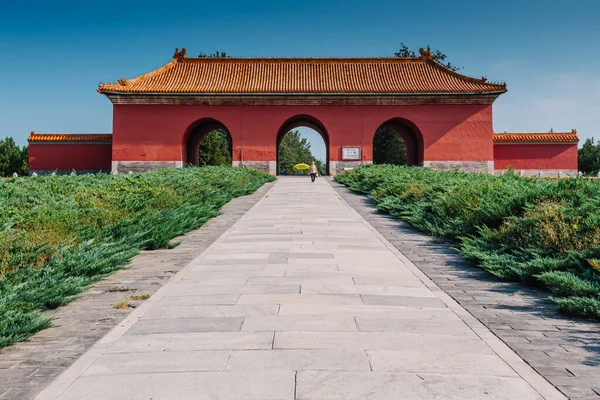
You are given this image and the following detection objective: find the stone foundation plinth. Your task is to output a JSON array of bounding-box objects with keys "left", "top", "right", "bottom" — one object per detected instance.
[
  {"left": 28, "top": 169, "right": 110, "bottom": 176},
  {"left": 112, "top": 161, "right": 184, "bottom": 174},
  {"left": 423, "top": 161, "right": 494, "bottom": 173},
  {"left": 329, "top": 161, "right": 372, "bottom": 175},
  {"left": 495, "top": 169, "right": 579, "bottom": 177},
  {"left": 232, "top": 161, "right": 275, "bottom": 174}
]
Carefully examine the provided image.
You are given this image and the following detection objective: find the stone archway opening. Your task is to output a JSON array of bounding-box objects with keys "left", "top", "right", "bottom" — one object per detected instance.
[
  {"left": 184, "top": 119, "right": 232, "bottom": 167},
  {"left": 373, "top": 118, "right": 424, "bottom": 166},
  {"left": 276, "top": 116, "right": 329, "bottom": 176}
]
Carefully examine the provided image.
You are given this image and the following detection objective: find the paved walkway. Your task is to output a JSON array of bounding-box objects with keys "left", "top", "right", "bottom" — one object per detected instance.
[
  {"left": 332, "top": 181, "right": 600, "bottom": 400},
  {"left": 36, "top": 177, "right": 565, "bottom": 400}
]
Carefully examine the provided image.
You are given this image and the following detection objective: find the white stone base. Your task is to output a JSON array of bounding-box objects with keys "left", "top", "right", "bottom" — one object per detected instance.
[
  {"left": 423, "top": 160, "right": 494, "bottom": 173},
  {"left": 29, "top": 169, "right": 109, "bottom": 176},
  {"left": 231, "top": 161, "right": 272, "bottom": 173},
  {"left": 495, "top": 169, "right": 578, "bottom": 177},
  {"left": 111, "top": 161, "right": 183, "bottom": 174},
  {"left": 329, "top": 161, "right": 372, "bottom": 176}
]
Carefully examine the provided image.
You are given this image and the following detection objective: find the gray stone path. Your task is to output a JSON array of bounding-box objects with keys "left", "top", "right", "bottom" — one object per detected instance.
[
  {"left": 0, "top": 182, "right": 274, "bottom": 400},
  {"left": 331, "top": 180, "right": 600, "bottom": 400},
  {"left": 35, "top": 177, "right": 566, "bottom": 400}
]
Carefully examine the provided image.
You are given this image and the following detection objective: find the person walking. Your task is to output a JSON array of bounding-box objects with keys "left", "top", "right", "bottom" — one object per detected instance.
[{"left": 309, "top": 161, "right": 318, "bottom": 182}]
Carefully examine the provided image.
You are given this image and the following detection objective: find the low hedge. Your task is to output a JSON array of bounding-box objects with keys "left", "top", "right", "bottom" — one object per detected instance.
[
  {"left": 0, "top": 167, "right": 274, "bottom": 348},
  {"left": 336, "top": 165, "right": 600, "bottom": 319}
]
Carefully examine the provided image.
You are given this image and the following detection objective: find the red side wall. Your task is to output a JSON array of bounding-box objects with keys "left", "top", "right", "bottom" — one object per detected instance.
[
  {"left": 111, "top": 104, "right": 494, "bottom": 163},
  {"left": 29, "top": 144, "right": 112, "bottom": 171},
  {"left": 494, "top": 143, "right": 578, "bottom": 170}
]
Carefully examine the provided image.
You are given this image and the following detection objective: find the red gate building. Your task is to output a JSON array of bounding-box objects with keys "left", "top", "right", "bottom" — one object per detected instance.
[{"left": 28, "top": 48, "right": 578, "bottom": 176}]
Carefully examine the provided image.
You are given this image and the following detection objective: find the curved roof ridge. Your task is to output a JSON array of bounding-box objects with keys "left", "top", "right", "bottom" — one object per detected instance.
[
  {"left": 98, "top": 59, "right": 178, "bottom": 91},
  {"left": 180, "top": 57, "right": 423, "bottom": 62},
  {"left": 418, "top": 48, "right": 506, "bottom": 90},
  {"left": 97, "top": 48, "right": 508, "bottom": 95}
]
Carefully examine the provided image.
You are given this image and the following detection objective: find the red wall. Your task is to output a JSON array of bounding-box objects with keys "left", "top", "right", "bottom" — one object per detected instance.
[
  {"left": 112, "top": 104, "right": 494, "bottom": 163},
  {"left": 29, "top": 144, "right": 112, "bottom": 171},
  {"left": 494, "top": 143, "right": 578, "bottom": 170}
]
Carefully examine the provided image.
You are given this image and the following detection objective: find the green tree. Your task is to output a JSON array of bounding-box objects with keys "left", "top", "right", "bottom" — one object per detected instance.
[
  {"left": 198, "top": 130, "right": 232, "bottom": 166},
  {"left": 278, "top": 130, "right": 324, "bottom": 175},
  {"left": 373, "top": 129, "right": 407, "bottom": 165},
  {"left": 0, "top": 137, "right": 28, "bottom": 177},
  {"left": 394, "top": 42, "right": 461, "bottom": 71},
  {"left": 578, "top": 138, "right": 600, "bottom": 175}
]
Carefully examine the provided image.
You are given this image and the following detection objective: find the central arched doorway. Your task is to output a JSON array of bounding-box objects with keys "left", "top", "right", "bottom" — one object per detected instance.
[
  {"left": 276, "top": 115, "right": 329, "bottom": 175},
  {"left": 373, "top": 118, "right": 423, "bottom": 166},
  {"left": 184, "top": 119, "right": 232, "bottom": 167}
]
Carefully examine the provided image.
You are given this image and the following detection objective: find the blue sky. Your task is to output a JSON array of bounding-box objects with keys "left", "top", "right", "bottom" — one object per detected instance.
[{"left": 2, "top": 0, "right": 599, "bottom": 161}]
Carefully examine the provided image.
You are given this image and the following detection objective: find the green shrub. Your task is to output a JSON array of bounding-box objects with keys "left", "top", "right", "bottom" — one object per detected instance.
[
  {"left": 336, "top": 165, "right": 600, "bottom": 319},
  {"left": 0, "top": 167, "right": 274, "bottom": 348}
]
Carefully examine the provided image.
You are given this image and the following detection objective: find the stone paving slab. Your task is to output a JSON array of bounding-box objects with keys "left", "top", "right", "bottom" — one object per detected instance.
[
  {"left": 32, "top": 178, "right": 567, "bottom": 400},
  {"left": 57, "top": 371, "right": 295, "bottom": 400},
  {"left": 225, "top": 349, "right": 371, "bottom": 371},
  {"left": 81, "top": 350, "right": 231, "bottom": 376},
  {"left": 296, "top": 371, "right": 544, "bottom": 400},
  {"left": 331, "top": 179, "right": 599, "bottom": 400}
]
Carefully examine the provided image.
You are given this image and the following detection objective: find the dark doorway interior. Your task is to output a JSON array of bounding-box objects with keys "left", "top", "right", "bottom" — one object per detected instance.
[
  {"left": 186, "top": 120, "right": 232, "bottom": 167},
  {"left": 373, "top": 119, "right": 423, "bottom": 166}
]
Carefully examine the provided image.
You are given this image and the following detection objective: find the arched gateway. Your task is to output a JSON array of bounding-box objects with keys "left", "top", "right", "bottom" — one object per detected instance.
[{"left": 28, "top": 48, "right": 579, "bottom": 176}]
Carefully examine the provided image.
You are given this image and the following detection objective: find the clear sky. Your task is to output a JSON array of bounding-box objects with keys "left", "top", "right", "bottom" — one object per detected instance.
[{"left": 1, "top": 0, "right": 599, "bottom": 152}]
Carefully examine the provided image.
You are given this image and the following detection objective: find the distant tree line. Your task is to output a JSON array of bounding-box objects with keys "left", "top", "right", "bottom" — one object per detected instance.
[{"left": 0, "top": 137, "right": 28, "bottom": 177}]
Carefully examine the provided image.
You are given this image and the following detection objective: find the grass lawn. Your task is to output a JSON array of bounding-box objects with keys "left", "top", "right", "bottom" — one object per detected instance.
[
  {"left": 336, "top": 165, "right": 600, "bottom": 320},
  {"left": 0, "top": 167, "right": 274, "bottom": 348}
]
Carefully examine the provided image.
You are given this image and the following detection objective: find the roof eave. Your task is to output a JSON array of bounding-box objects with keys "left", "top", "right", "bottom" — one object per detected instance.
[{"left": 99, "top": 91, "right": 507, "bottom": 96}]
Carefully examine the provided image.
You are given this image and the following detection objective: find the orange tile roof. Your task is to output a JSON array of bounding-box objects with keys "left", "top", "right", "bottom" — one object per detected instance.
[
  {"left": 28, "top": 132, "right": 112, "bottom": 143},
  {"left": 98, "top": 48, "right": 507, "bottom": 95},
  {"left": 493, "top": 130, "right": 579, "bottom": 143}
]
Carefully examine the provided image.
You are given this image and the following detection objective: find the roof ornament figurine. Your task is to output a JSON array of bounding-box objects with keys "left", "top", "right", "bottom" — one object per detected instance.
[
  {"left": 173, "top": 48, "right": 187, "bottom": 61},
  {"left": 118, "top": 78, "right": 127, "bottom": 86},
  {"left": 418, "top": 47, "right": 432, "bottom": 59}
]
